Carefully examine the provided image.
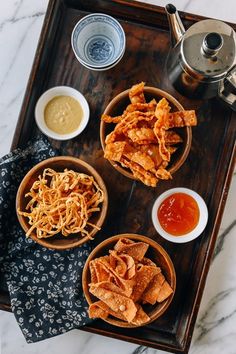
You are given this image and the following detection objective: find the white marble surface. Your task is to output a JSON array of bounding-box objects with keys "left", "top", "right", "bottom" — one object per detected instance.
[{"left": 0, "top": 1, "right": 235, "bottom": 353}]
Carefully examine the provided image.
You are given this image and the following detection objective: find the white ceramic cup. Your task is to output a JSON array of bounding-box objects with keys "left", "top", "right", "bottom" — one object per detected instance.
[{"left": 71, "top": 13, "right": 126, "bottom": 70}]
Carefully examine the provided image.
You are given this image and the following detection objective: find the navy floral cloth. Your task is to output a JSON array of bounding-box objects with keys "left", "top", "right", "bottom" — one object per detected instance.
[{"left": 0, "top": 138, "right": 93, "bottom": 343}]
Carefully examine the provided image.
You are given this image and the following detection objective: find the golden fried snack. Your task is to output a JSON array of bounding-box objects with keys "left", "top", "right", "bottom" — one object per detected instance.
[
  {"left": 129, "top": 82, "right": 146, "bottom": 104},
  {"left": 89, "top": 283, "right": 137, "bottom": 322},
  {"left": 114, "top": 238, "right": 149, "bottom": 261},
  {"left": 142, "top": 273, "right": 165, "bottom": 305},
  {"left": 88, "top": 238, "right": 173, "bottom": 325},
  {"left": 132, "top": 304, "right": 150, "bottom": 325},
  {"left": 89, "top": 301, "right": 110, "bottom": 320},
  {"left": 102, "top": 83, "right": 197, "bottom": 187},
  {"left": 131, "top": 265, "right": 160, "bottom": 302},
  {"left": 17, "top": 168, "right": 104, "bottom": 239},
  {"left": 168, "top": 110, "right": 197, "bottom": 128},
  {"left": 156, "top": 281, "right": 174, "bottom": 302}
]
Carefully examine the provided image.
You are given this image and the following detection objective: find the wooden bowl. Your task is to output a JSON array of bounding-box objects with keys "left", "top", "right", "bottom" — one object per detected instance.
[
  {"left": 100, "top": 86, "right": 192, "bottom": 181},
  {"left": 16, "top": 156, "right": 108, "bottom": 250},
  {"left": 82, "top": 233, "right": 176, "bottom": 327}
]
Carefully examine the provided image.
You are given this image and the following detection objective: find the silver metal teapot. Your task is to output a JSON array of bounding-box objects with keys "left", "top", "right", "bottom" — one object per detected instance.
[{"left": 165, "top": 4, "right": 236, "bottom": 110}]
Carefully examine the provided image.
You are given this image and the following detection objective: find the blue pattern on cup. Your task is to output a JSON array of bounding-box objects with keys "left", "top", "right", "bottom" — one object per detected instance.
[{"left": 86, "top": 36, "right": 114, "bottom": 63}]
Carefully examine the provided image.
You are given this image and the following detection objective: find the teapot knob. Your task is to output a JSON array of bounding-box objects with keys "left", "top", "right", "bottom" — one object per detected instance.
[{"left": 202, "top": 32, "right": 223, "bottom": 56}]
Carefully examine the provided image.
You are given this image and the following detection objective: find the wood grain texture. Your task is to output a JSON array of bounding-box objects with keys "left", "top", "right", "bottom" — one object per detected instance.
[{"left": 2, "top": 0, "right": 236, "bottom": 353}]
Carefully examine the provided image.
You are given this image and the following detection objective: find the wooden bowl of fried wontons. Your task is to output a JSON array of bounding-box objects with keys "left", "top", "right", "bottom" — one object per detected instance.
[
  {"left": 16, "top": 156, "right": 108, "bottom": 250},
  {"left": 82, "top": 233, "right": 176, "bottom": 327},
  {"left": 100, "top": 84, "right": 195, "bottom": 187}
]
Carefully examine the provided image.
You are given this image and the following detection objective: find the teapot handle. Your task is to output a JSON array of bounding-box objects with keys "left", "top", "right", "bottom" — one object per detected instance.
[{"left": 218, "top": 66, "right": 236, "bottom": 111}]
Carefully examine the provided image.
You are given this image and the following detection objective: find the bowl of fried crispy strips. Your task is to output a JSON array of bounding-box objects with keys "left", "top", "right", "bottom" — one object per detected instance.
[
  {"left": 100, "top": 82, "right": 197, "bottom": 187},
  {"left": 82, "top": 234, "right": 176, "bottom": 327}
]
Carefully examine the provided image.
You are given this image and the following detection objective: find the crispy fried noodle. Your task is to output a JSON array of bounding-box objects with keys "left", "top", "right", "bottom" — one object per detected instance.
[{"left": 18, "top": 168, "right": 104, "bottom": 239}]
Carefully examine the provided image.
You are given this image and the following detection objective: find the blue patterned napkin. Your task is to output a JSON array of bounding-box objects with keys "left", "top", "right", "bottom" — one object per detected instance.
[{"left": 0, "top": 138, "right": 93, "bottom": 343}]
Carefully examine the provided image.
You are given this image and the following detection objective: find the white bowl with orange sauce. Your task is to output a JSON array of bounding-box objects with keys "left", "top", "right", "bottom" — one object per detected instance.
[
  {"left": 35, "top": 86, "right": 90, "bottom": 140},
  {"left": 152, "top": 188, "right": 208, "bottom": 243}
]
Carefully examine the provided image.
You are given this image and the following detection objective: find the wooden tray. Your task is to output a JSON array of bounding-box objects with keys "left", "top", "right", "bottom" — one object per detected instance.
[{"left": 1, "top": 0, "right": 236, "bottom": 353}]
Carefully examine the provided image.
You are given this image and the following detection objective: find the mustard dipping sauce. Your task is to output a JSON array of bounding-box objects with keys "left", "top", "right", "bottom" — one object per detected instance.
[{"left": 44, "top": 95, "right": 84, "bottom": 135}]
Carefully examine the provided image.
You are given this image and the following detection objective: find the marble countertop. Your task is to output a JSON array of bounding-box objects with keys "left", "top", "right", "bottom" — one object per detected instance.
[{"left": 0, "top": 1, "right": 235, "bottom": 354}]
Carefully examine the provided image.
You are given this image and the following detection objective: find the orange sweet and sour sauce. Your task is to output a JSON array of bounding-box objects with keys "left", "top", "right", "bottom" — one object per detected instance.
[{"left": 158, "top": 193, "right": 200, "bottom": 236}]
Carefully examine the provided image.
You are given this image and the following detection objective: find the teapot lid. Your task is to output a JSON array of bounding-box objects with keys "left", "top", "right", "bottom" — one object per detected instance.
[{"left": 182, "top": 19, "right": 236, "bottom": 80}]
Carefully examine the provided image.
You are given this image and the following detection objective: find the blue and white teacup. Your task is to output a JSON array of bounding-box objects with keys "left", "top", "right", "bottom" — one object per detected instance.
[{"left": 71, "top": 13, "right": 126, "bottom": 70}]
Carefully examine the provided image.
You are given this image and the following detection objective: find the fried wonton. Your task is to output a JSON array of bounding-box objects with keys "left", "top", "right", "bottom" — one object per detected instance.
[{"left": 114, "top": 238, "right": 149, "bottom": 261}]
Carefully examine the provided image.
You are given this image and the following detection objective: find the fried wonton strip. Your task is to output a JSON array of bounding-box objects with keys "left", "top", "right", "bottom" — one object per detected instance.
[
  {"left": 108, "top": 251, "right": 136, "bottom": 279},
  {"left": 153, "top": 123, "right": 170, "bottom": 162},
  {"left": 156, "top": 280, "right": 173, "bottom": 302},
  {"left": 90, "top": 295, "right": 148, "bottom": 325},
  {"left": 133, "top": 169, "right": 158, "bottom": 187},
  {"left": 104, "top": 131, "right": 127, "bottom": 144},
  {"left": 119, "top": 254, "right": 136, "bottom": 279},
  {"left": 89, "top": 260, "right": 98, "bottom": 283},
  {"left": 138, "top": 144, "right": 163, "bottom": 169},
  {"left": 142, "top": 272, "right": 165, "bottom": 305},
  {"left": 129, "top": 82, "right": 146, "bottom": 104},
  {"left": 155, "top": 98, "right": 171, "bottom": 128},
  {"left": 164, "top": 130, "right": 183, "bottom": 145},
  {"left": 124, "top": 151, "right": 155, "bottom": 171},
  {"left": 127, "top": 128, "right": 157, "bottom": 143},
  {"left": 116, "top": 112, "right": 155, "bottom": 135},
  {"left": 104, "top": 141, "right": 127, "bottom": 161},
  {"left": 168, "top": 110, "right": 197, "bottom": 128},
  {"left": 114, "top": 238, "right": 149, "bottom": 261},
  {"left": 109, "top": 250, "right": 128, "bottom": 278},
  {"left": 132, "top": 265, "right": 160, "bottom": 302},
  {"left": 90, "top": 300, "right": 127, "bottom": 321},
  {"left": 89, "top": 301, "right": 109, "bottom": 320},
  {"left": 153, "top": 167, "right": 172, "bottom": 180},
  {"left": 89, "top": 283, "right": 137, "bottom": 322},
  {"left": 95, "top": 258, "right": 134, "bottom": 297},
  {"left": 92, "top": 281, "right": 128, "bottom": 296},
  {"left": 92, "top": 260, "right": 111, "bottom": 283},
  {"left": 115, "top": 238, "right": 134, "bottom": 246},
  {"left": 109, "top": 251, "right": 136, "bottom": 279},
  {"left": 125, "top": 100, "right": 157, "bottom": 114},
  {"left": 120, "top": 157, "right": 158, "bottom": 187},
  {"left": 153, "top": 98, "right": 172, "bottom": 161},
  {"left": 119, "top": 254, "right": 135, "bottom": 270},
  {"left": 167, "top": 146, "right": 177, "bottom": 154},
  {"left": 101, "top": 114, "right": 123, "bottom": 124},
  {"left": 141, "top": 257, "right": 156, "bottom": 267},
  {"left": 131, "top": 304, "right": 150, "bottom": 325}
]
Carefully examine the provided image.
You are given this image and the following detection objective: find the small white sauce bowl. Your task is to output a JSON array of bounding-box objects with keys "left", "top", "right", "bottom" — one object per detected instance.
[
  {"left": 35, "top": 86, "right": 90, "bottom": 140},
  {"left": 152, "top": 187, "right": 208, "bottom": 243}
]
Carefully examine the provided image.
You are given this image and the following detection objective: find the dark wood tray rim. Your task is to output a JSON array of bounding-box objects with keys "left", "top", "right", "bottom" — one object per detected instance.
[{"left": 1, "top": 0, "right": 235, "bottom": 353}]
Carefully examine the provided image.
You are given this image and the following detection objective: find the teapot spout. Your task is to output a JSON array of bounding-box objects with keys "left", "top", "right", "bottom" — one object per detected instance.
[{"left": 165, "top": 4, "right": 185, "bottom": 46}]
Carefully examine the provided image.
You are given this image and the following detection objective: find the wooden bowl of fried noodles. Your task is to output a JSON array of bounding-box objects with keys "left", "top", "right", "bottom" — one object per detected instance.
[{"left": 16, "top": 156, "right": 108, "bottom": 250}]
